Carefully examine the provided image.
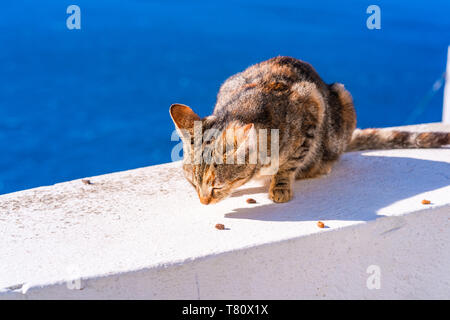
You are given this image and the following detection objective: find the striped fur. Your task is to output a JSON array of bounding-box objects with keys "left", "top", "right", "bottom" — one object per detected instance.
[{"left": 347, "top": 129, "right": 450, "bottom": 151}]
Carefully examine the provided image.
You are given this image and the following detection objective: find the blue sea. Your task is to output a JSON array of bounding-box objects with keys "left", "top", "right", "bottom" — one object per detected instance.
[{"left": 1, "top": 0, "right": 449, "bottom": 194}]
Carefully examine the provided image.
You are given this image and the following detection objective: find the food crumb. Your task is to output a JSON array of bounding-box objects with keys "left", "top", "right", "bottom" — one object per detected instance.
[
  {"left": 82, "top": 179, "right": 92, "bottom": 185},
  {"left": 317, "top": 221, "right": 325, "bottom": 228},
  {"left": 421, "top": 199, "right": 431, "bottom": 205},
  {"left": 246, "top": 198, "right": 257, "bottom": 204},
  {"left": 215, "top": 223, "right": 225, "bottom": 230}
]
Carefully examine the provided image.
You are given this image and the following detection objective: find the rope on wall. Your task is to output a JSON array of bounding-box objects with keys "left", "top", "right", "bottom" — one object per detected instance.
[{"left": 404, "top": 71, "right": 446, "bottom": 125}]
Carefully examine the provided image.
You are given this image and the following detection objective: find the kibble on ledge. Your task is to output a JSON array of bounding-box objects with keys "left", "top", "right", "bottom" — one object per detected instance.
[{"left": 215, "top": 223, "right": 225, "bottom": 230}]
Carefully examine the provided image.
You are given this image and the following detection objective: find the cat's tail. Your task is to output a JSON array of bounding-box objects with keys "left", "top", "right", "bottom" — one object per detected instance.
[{"left": 346, "top": 128, "right": 450, "bottom": 152}]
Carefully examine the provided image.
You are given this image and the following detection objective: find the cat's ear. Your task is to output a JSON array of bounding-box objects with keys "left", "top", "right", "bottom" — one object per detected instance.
[{"left": 169, "top": 103, "right": 201, "bottom": 130}]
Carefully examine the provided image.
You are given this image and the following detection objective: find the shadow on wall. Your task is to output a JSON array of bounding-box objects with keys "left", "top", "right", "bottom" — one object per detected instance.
[{"left": 224, "top": 150, "right": 450, "bottom": 222}]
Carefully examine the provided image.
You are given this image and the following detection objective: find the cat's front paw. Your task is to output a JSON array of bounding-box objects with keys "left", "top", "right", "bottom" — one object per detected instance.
[{"left": 269, "top": 187, "right": 293, "bottom": 203}]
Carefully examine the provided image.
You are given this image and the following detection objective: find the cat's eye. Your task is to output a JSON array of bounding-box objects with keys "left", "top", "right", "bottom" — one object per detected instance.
[{"left": 211, "top": 187, "right": 223, "bottom": 196}]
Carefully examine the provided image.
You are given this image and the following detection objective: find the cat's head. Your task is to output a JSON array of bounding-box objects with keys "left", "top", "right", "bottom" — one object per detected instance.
[{"left": 170, "top": 103, "right": 257, "bottom": 204}]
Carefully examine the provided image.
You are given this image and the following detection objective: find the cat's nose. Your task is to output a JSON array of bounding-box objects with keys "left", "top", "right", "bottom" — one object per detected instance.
[{"left": 199, "top": 195, "right": 212, "bottom": 205}]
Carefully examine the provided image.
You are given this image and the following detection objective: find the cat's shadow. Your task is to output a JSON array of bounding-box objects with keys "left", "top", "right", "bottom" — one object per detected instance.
[{"left": 224, "top": 150, "right": 450, "bottom": 222}]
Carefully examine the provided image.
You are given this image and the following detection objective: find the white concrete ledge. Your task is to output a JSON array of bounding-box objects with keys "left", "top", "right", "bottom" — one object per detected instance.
[{"left": 1, "top": 123, "right": 449, "bottom": 299}]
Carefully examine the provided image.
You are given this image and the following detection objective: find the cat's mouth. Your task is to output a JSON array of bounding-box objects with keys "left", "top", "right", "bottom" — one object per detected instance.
[
  {"left": 198, "top": 190, "right": 228, "bottom": 205},
  {"left": 199, "top": 196, "right": 213, "bottom": 205},
  {"left": 198, "top": 186, "right": 226, "bottom": 205},
  {"left": 198, "top": 178, "right": 249, "bottom": 205},
  {"left": 199, "top": 195, "right": 225, "bottom": 205}
]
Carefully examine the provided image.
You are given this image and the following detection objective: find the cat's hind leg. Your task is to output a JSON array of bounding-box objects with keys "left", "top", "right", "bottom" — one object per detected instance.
[{"left": 295, "top": 160, "right": 335, "bottom": 180}]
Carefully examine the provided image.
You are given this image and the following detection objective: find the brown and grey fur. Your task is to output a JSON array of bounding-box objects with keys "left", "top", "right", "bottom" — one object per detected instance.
[{"left": 170, "top": 56, "right": 450, "bottom": 204}]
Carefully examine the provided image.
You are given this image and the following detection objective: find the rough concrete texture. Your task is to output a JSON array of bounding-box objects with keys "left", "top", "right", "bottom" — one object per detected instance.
[{"left": 0, "top": 123, "right": 449, "bottom": 299}]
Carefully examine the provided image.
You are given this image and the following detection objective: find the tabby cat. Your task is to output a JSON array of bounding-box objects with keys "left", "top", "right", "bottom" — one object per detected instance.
[{"left": 170, "top": 56, "right": 450, "bottom": 204}]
